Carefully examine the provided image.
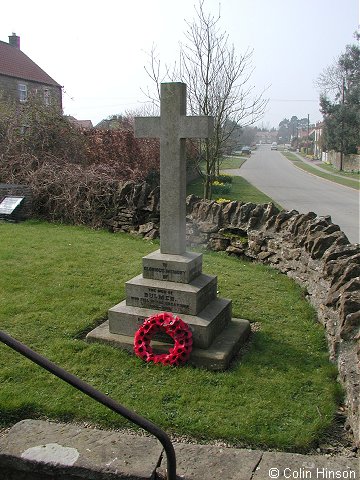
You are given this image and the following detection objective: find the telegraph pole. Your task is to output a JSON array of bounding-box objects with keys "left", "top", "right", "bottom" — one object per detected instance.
[
  {"left": 340, "top": 77, "right": 345, "bottom": 171},
  {"left": 307, "top": 114, "right": 310, "bottom": 155}
]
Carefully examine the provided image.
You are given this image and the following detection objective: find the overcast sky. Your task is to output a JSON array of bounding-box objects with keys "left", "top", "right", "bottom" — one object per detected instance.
[{"left": 1, "top": 0, "right": 359, "bottom": 128}]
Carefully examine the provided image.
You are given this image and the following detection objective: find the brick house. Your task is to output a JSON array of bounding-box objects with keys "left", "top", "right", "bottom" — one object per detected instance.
[{"left": 0, "top": 33, "right": 62, "bottom": 109}]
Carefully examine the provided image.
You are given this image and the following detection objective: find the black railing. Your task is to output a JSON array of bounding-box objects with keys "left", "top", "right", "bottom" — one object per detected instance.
[{"left": 0, "top": 330, "right": 177, "bottom": 480}]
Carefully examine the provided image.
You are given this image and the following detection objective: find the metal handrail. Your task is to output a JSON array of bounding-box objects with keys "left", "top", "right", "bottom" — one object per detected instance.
[{"left": 0, "top": 330, "right": 177, "bottom": 480}]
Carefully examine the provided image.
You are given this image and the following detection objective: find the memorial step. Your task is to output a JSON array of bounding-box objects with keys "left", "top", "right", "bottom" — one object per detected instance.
[
  {"left": 108, "top": 297, "right": 232, "bottom": 349},
  {"left": 125, "top": 273, "right": 217, "bottom": 316},
  {"left": 88, "top": 318, "right": 251, "bottom": 371}
]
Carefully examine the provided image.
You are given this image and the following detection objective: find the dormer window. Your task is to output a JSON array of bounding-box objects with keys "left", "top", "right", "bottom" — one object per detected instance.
[{"left": 18, "top": 83, "right": 27, "bottom": 102}]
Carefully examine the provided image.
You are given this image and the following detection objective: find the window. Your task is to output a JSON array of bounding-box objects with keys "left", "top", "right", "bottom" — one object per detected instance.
[
  {"left": 18, "top": 84, "right": 27, "bottom": 102},
  {"left": 43, "top": 88, "right": 51, "bottom": 106}
]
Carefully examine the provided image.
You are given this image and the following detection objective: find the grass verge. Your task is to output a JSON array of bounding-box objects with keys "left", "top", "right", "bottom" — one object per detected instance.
[
  {"left": 219, "top": 156, "right": 247, "bottom": 170},
  {"left": 187, "top": 175, "right": 279, "bottom": 206},
  {"left": 312, "top": 161, "right": 359, "bottom": 180},
  {"left": 187, "top": 155, "right": 279, "bottom": 205},
  {"left": 281, "top": 152, "right": 359, "bottom": 190},
  {"left": 0, "top": 221, "right": 341, "bottom": 451}
]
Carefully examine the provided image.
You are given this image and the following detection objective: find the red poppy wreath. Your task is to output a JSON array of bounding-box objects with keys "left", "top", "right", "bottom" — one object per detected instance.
[{"left": 133, "top": 312, "right": 193, "bottom": 366}]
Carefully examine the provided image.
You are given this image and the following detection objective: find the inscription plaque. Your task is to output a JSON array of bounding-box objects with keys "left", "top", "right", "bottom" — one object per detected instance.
[
  {"left": 0, "top": 196, "right": 24, "bottom": 215},
  {"left": 126, "top": 274, "right": 217, "bottom": 316},
  {"left": 142, "top": 250, "right": 203, "bottom": 284}
]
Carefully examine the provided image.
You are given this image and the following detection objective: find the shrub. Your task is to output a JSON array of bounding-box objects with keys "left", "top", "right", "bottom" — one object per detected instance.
[
  {"left": 216, "top": 174, "right": 232, "bottom": 184},
  {"left": 211, "top": 180, "right": 231, "bottom": 195},
  {"left": 0, "top": 96, "right": 86, "bottom": 163},
  {"left": 0, "top": 98, "right": 162, "bottom": 226}
]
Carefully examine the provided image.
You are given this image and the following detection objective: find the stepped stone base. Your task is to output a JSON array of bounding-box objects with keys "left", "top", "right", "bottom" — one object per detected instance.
[
  {"left": 87, "top": 318, "right": 251, "bottom": 371},
  {"left": 91, "top": 244, "right": 251, "bottom": 370},
  {"left": 109, "top": 298, "right": 232, "bottom": 349}
]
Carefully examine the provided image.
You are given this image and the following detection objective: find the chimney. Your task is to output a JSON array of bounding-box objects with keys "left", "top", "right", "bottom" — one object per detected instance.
[{"left": 9, "top": 33, "right": 20, "bottom": 49}]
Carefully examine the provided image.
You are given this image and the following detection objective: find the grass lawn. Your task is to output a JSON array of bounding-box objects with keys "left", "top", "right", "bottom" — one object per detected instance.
[
  {"left": 0, "top": 221, "right": 341, "bottom": 451},
  {"left": 281, "top": 152, "right": 359, "bottom": 190}
]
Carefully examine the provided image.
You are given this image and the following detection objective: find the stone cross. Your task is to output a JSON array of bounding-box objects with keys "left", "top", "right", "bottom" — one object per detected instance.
[{"left": 135, "top": 82, "right": 213, "bottom": 255}]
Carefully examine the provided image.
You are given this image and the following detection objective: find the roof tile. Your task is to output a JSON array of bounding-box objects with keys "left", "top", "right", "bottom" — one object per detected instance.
[{"left": 0, "top": 40, "right": 61, "bottom": 87}]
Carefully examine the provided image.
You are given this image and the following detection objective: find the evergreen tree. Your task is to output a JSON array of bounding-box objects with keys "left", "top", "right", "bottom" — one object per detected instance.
[{"left": 317, "top": 37, "right": 360, "bottom": 163}]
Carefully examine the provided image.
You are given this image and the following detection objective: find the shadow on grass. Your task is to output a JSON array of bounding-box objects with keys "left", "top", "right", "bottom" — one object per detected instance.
[{"left": 73, "top": 314, "right": 108, "bottom": 340}]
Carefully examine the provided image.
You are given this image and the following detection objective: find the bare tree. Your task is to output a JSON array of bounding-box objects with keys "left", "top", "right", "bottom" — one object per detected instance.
[
  {"left": 315, "top": 59, "right": 352, "bottom": 107},
  {"left": 141, "top": 44, "right": 172, "bottom": 113},
  {"left": 178, "top": 1, "right": 268, "bottom": 198},
  {"left": 143, "top": 1, "right": 268, "bottom": 199}
]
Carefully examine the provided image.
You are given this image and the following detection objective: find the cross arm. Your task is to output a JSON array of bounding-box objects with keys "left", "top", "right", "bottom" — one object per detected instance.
[
  {"left": 179, "top": 116, "right": 214, "bottom": 139},
  {"left": 134, "top": 117, "right": 161, "bottom": 138}
]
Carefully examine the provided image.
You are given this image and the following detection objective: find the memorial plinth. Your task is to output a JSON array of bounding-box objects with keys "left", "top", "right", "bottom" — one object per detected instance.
[
  {"left": 87, "top": 83, "right": 250, "bottom": 370},
  {"left": 142, "top": 250, "right": 203, "bottom": 283}
]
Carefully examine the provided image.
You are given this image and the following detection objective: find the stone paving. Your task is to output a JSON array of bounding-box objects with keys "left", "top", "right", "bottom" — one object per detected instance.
[{"left": 0, "top": 420, "right": 358, "bottom": 479}]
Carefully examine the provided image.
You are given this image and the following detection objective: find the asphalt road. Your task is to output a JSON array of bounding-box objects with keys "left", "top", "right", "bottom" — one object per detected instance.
[{"left": 226, "top": 145, "right": 359, "bottom": 244}]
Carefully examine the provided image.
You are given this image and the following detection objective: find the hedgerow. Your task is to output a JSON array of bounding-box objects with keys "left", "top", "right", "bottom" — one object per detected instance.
[{"left": 0, "top": 97, "right": 161, "bottom": 226}]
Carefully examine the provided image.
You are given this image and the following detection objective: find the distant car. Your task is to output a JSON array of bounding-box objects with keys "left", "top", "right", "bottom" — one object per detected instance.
[
  {"left": 271, "top": 142, "right": 278, "bottom": 150},
  {"left": 241, "top": 146, "right": 252, "bottom": 155}
]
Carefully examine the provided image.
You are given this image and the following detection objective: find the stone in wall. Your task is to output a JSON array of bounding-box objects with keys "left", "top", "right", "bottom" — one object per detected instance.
[
  {"left": 106, "top": 181, "right": 160, "bottom": 234},
  {"left": 208, "top": 233, "right": 230, "bottom": 251}
]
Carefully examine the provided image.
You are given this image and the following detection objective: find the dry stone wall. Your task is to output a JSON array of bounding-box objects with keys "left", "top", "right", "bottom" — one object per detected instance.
[
  {"left": 113, "top": 183, "right": 359, "bottom": 446},
  {"left": 324, "top": 151, "right": 360, "bottom": 173},
  {"left": 184, "top": 196, "right": 359, "bottom": 446},
  {"left": 105, "top": 181, "right": 160, "bottom": 240}
]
